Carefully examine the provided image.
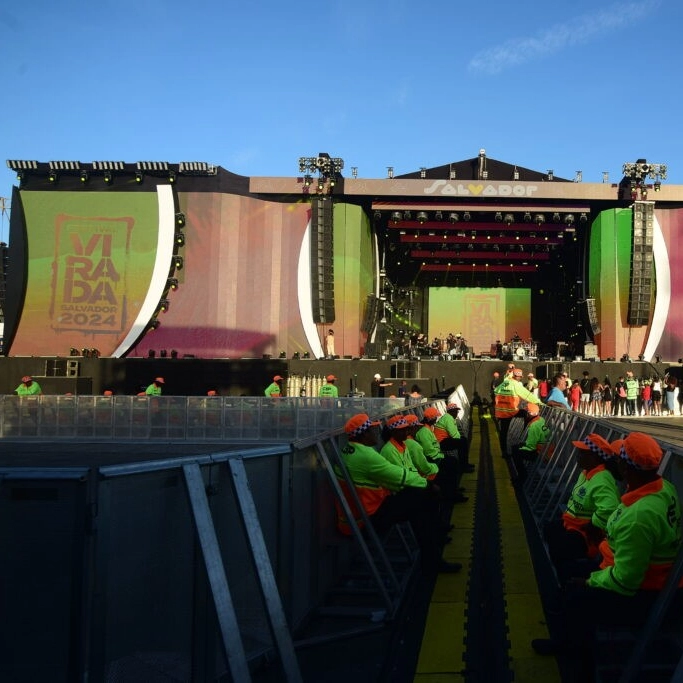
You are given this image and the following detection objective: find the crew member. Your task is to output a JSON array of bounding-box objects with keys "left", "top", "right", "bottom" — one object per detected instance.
[
  {"left": 494, "top": 368, "right": 541, "bottom": 454},
  {"left": 319, "top": 374, "right": 339, "bottom": 398},
  {"left": 380, "top": 414, "right": 438, "bottom": 480},
  {"left": 336, "top": 413, "right": 461, "bottom": 574},
  {"left": 371, "top": 373, "right": 393, "bottom": 398},
  {"left": 15, "top": 375, "right": 43, "bottom": 396},
  {"left": 145, "top": 377, "right": 164, "bottom": 396},
  {"left": 532, "top": 432, "right": 683, "bottom": 674},
  {"left": 264, "top": 375, "right": 283, "bottom": 398},
  {"left": 509, "top": 403, "right": 552, "bottom": 483}
]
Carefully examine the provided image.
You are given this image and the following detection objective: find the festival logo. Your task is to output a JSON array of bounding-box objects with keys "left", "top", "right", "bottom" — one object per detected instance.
[
  {"left": 424, "top": 179, "right": 539, "bottom": 197},
  {"left": 50, "top": 214, "right": 134, "bottom": 334}
]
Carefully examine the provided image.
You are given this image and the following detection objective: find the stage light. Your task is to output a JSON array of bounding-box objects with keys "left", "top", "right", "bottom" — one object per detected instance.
[
  {"left": 170, "top": 349, "right": 178, "bottom": 359},
  {"left": 81, "top": 348, "right": 90, "bottom": 357},
  {"left": 175, "top": 232, "right": 185, "bottom": 246},
  {"left": 148, "top": 349, "right": 156, "bottom": 358},
  {"left": 391, "top": 211, "right": 402, "bottom": 223},
  {"left": 69, "top": 347, "right": 79, "bottom": 356},
  {"left": 504, "top": 213, "right": 514, "bottom": 226},
  {"left": 167, "top": 277, "right": 179, "bottom": 290},
  {"left": 564, "top": 214, "right": 575, "bottom": 225},
  {"left": 135, "top": 170, "right": 143, "bottom": 183},
  {"left": 159, "top": 298, "right": 170, "bottom": 312},
  {"left": 434, "top": 210, "right": 443, "bottom": 221},
  {"left": 449, "top": 212, "right": 459, "bottom": 224},
  {"left": 552, "top": 212, "right": 561, "bottom": 223},
  {"left": 449, "top": 168, "right": 457, "bottom": 179},
  {"left": 420, "top": 167, "right": 427, "bottom": 179},
  {"left": 173, "top": 256, "right": 183, "bottom": 269},
  {"left": 513, "top": 167, "right": 520, "bottom": 181},
  {"left": 104, "top": 171, "right": 113, "bottom": 184},
  {"left": 463, "top": 212, "right": 471, "bottom": 221},
  {"left": 303, "top": 174, "right": 312, "bottom": 186},
  {"left": 654, "top": 180, "right": 661, "bottom": 191},
  {"left": 547, "top": 169, "right": 554, "bottom": 181},
  {"left": 175, "top": 212, "right": 185, "bottom": 226},
  {"left": 417, "top": 211, "right": 428, "bottom": 224},
  {"left": 535, "top": 214, "right": 545, "bottom": 225},
  {"left": 351, "top": 167, "right": 358, "bottom": 178},
  {"left": 150, "top": 319, "right": 160, "bottom": 330},
  {"left": 168, "top": 171, "right": 176, "bottom": 183},
  {"left": 160, "top": 349, "right": 167, "bottom": 358},
  {"left": 317, "top": 179, "right": 324, "bottom": 192},
  {"left": 523, "top": 211, "right": 532, "bottom": 222},
  {"left": 90, "top": 348, "right": 100, "bottom": 358},
  {"left": 80, "top": 170, "right": 89, "bottom": 183},
  {"left": 403, "top": 211, "right": 411, "bottom": 220},
  {"left": 580, "top": 212, "right": 588, "bottom": 223},
  {"left": 48, "top": 170, "right": 57, "bottom": 183},
  {"left": 279, "top": 351, "right": 287, "bottom": 359},
  {"left": 387, "top": 166, "right": 394, "bottom": 179},
  {"left": 494, "top": 212, "right": 503, "bottom": 222}
]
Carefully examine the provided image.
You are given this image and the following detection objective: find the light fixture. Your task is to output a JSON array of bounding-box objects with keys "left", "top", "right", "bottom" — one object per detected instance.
[
  {"left": 159, "top": 299, "right": 170, "bottom": 312},
  {"left": 564, "top": 214, "right": 575, "bottom": 225},
  {"left": 482, "top": 170, "right": 488, "bottom": 180},
  {"left": 552, "top": 212, "right": 561, "bottom": 223},
  {"left": 351, "top": 167, "right": 358, "bottom": 178},
  {"left": 173, "top": 256, "right": 183, "bottom": 269},
  {"left": 448, "top": 212, "right": 459, "bottom": 224},
  {"left": 374, "top": 210, "right": 382, "bottom": 220},
  {"left": 160, "top": 349, "right": 168, "bottom": 358},
  {"left": 48, "top": 170, "right": 57, "bottom": 183},
  {"left": 534, "top": 214, "right": 545, "bottom": 225},
  {"left": 449, "top": 168, "right": 456, "bottom": 180},
  {"left": 168, "top": 171, "right": 176, "bottom": 183},
  {"left": 579, "top": 212, "right": 588, "bottom": 223},
  {"left": 602, "top": 171, "right": 610, "bottom": 183},
  {"left": 574, "top": 171, "right": 583, "bottom": 182},
  {"left": 513, "top": 167, "right": 520, "bottom": 181},
  {"left": 523, "top": 211, "right": 531, "bottom": 222},
  {"left": 80, "top": 170, "right": 89, "bottom": 183},
  {"left": 167, "top": 277, "right": 179, "bottom": 290},
  {"left": 303, "top": 174, "right": 312, "bottom": 186},
  {"left": 494, "top": 212, "right": 503, "bottom": 222},
  {"left": 503, "top": 213, "right": 514, "bottom": 226},
  {"left": 69, "top": 347, "right": 79, "bottom": 356},
  {"left": 654, "top": 180, "right": 661, "bottom": 191},
  {"left": 387, "top": 166, "right": 394, "bottom": 179},
  {"left": 420, "top": 167, "right": 427, "bottom": 179},
  {"left": 149, "top": 319, "right": 160, "bottom": 330},
  {"left": 135, "top": 170, "right": 143, "bottom": 183},
  {"left": 403, "top": 211, "right": 411, "bottom": 220},
  {"left": 104, "top": 171, "right": 113, "bottom": 184},
  {"left": 175, "top": 232, "right": 185, "bottom": 246},
  {"left": 547, "top": 169, "right": 554, "bottom": 181},
  {"left": 434, "top": 210, "right": 443, "bottom": 221},
  {"left": 463, "top": 211, "right": 471, "bottom": 221},
  {"left": 175, "top": 212, "right": 185, "bottom": 226},
  {"left": 417, "top": 211, "right": 428, "bottom": 224},
  {"left": 391, "top": 211, "right": 402, "bottom": 222}
]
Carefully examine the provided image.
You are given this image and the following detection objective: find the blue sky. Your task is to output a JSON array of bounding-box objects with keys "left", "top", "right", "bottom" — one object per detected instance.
[{"left": 1, "top": 0, "right": 681, "bottom": 238}]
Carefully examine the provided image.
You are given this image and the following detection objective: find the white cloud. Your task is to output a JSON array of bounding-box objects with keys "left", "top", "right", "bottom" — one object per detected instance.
[{"left": 468, "top": 1, "right": 661, "bottom": 75}]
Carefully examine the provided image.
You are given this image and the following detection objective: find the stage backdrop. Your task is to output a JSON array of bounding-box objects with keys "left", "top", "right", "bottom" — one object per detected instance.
[{"left": 427, "top": 287, "right": 531, "bottom": 356}]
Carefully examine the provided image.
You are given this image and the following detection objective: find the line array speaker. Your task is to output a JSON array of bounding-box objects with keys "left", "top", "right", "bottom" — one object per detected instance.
[
  {"left": 627, "top": 201, "right": 654, "bottom": 326},
  {"left": 310, "top": 197, "right": 335, "bottom": 324},
  {"left": 586, "top": 298, "right": 600, "bottom": 334}
]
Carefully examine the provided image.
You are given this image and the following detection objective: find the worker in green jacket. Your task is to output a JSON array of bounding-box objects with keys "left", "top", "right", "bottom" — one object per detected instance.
[
  {"left": 509, "top": 403, "right": 553, "bottom": 484},
  {"left": 15, "top": 375, "right": 42, "bottom": 396},
  {"left": 336, "top": 413, "right": 461, "bottom": 574},
  {"left": 380, "top": 414, "right": 438, "bottom": 479},
  {"left": 532, "top": 432, "right": 683, "bottom": 674}
]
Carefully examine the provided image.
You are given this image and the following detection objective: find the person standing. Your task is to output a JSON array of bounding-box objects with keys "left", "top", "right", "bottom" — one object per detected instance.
[
  {"left": 264, "top": 375, "right": 283, "bottom": 398},
  {"left": 624, "top": 371, "right": 639, "bottom": 416},
  {"left": 613, "top": 375, "right": 627, "bottom": 416},
  {"left": 319, "top": 374, "right": 339, "bottom": 398},
  {"left": 145, "top": 377, "right": 164, "bottom": 396},
  {"left": 545, "top": 373, "right": 570, "bottom": 409},
  {"left": 370, "top": 373, "right": 392, "bottom": 398},
  {"left": 15, "top": 375, "right": 43, "bottom": 396},
  {"left": 325, "top": 329, "right": 335, "bottom": 358},
  {"left": 494, "top": 368, "right": 542, "bottom": 454}
]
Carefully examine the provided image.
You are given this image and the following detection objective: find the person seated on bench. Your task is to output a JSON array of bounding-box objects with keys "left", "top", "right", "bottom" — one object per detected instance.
[
  {"left": 541, "top": 433, "right": 621, "bottom": 585},
  {"left": 508, "top": 403, "right": 554, "bottom": 484},
  {"left": 434, "top": 402, "right": 474, "bottom": 475},
  {"left": 337, "top": 413, "right": 462, "bottom": 574},
  {"left": 532, "top": 432, "right": 683, "bottom": 676}
]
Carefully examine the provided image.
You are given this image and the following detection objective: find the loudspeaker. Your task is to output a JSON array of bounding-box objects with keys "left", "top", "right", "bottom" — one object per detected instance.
[
  {"left": 627, "top": 201, "right": 654, "bottom": 326},
  {"left": 310, "top": 197, "right": 335, "bottom": 324},
  {"left": 361, "top": 294, "right": 379, "bottom": 333},
  {"left": 586, "top": 298, "right": 600, "bottom": 334}
]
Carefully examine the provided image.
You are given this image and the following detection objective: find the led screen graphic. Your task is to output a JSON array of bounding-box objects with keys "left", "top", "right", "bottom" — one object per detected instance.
[
  {"left": 11, "top": 191, "right": 164, "bottom": 356},
  {"left": 428, "top": 287, "right": 531, "bottom": 355}
]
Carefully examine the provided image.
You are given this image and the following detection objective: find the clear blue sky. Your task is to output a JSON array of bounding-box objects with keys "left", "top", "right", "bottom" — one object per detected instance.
[{"left": 1, "top": 0, "right": 681, "bottom": 237}]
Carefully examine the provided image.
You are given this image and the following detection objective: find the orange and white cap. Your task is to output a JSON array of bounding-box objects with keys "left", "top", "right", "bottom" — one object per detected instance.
[{"left": 344, "top": 413, "right": 380, "bottom": 438}]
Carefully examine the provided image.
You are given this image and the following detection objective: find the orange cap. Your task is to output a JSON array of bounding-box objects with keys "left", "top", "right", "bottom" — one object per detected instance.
[
  {"left": 572, "top": 433, "right": 614, "bottom": 460},
  {"left": 618, "top": 432, "right": 663, "bottom": 470},
  {"left": 423, "top": 407, "right": 439, "bottom": 420},
  {"left": 326, "top": 374, "right": 337, "bottom": 382},
  {"left": 344, "top": 413, "right": 380, "bottom": 437},
  {"left": 273, "top": 375, "right": 283, "bottom": 381},
  {"left": 386, "top": 415, "right": 411, "bottom": 430},
  {"left": 155, "top": 377, "right": 165, "bottom": 384}
]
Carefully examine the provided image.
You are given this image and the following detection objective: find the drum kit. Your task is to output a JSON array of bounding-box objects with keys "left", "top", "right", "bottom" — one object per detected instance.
[{"left": 501, "top": 339, "right": 537, "bottom": 360}]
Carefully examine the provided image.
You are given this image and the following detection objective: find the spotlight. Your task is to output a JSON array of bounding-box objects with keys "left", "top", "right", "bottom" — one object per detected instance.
[
  {"left": 279, "top": 351, "right": 287, "bottom": 359},
  {"left": 82, "top": 348, "right": 91, "bottom": 358},
  {"left": 175, "top": 232, "right": 185, "bottom": 246},
  {"left": 374, "top": 210, "right": 382, "bottom": 220},
  {"left": 547, "top": 169, "right": 554, "bottom": 181},
  {"left": 503, "top": 213, "right": 514, "bottom": 225},
  {"left": 148, "top": 349, "right": 156, "bottom": 358},
  {"left": 387, "top": 166, "right": 394, "bottom": 179},
  {"left": 449, "top": 168, "right": 457, "bottom": 180},
  {"left": 391, "top": 211, "right": 402, "bottom": 222},
  {"left": 523, "top": 211, "right": 532, "bottom": 222},
  {"left": 170, "top": 349, "right": 178, "bottom": 359},
  {"left": 654, "top": 180, "right": 661, "bottom": 191},
  {"left": 48, "top": 170, "right": 57, "bottom": 183},
  {"left": 90, "top": 348, "right": 100, "bottom": 358},
  {"left": 175, "top": 212, "right": 186, "bottom": 226},
  {"left": 303, "top": 174, "right": 312, "bottom": 186},
  {"left": 104, "top": 171, "right": 113, "bottom": 185},
  {"left": 135, "top": 170, "right": 143, "bottom": 183},
  {"left": 513, "top": 167, "right": 520, "bottom": 180},
  {"left": 16, "top": 170, "right": 25, "bottom": 185},
  {"left": 419, "top": 167, "right": 427, "bottom": 179},
  {"left": 494, "top": 212, "right": 503, "bottom": 222},
  {"left": 535, "top": 214, "right": 545, "bottom": 225},
  {"left": 579, "top": 212, "right": 588, "bottom": 223},
  {"left": 168, "top": 171, "right": 176, "bottom": 183},
  {"left": 552, "top": 212, "right": 561, "bottom": 223},
  {"left": 160, "top": 349, "right": 168, "bottom": 358},
  {"left": 564, "top": 214, "right": 575, "bottom": 225},
  {"left": 403, "top": 211, "right": 412, "bottom": 220},
  {"left": 417, "top": 211, "right": 428, "bottom": 224},
  {"left": 448, "top": 212, "right": 459, "bottom": 224},
  {"left": 80, "top": 170, "right": 89, "bottom": 183},
  {"left": 173, "top": 256, "right": 183, "bottom": 269},
  {"left": 167, "top": 277, "right": 179, "bottom": 290},
  {"left": 159, "top": 298, "right": 170, "bottom": 312},
  {"left": 434, "top": 210, "right": 443, "bottom": 221},
  {"left": 150, "top": 319, "right": 160, "bottom": 330},
  {"left": 351, "top": 167, "right": 358, "bottom": 178},
  {"left": 69, "top": 347, "right": 79, "bottom": 356},
  {"left": 463, "top": 211, "right": 471, "bottom": 221}
]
